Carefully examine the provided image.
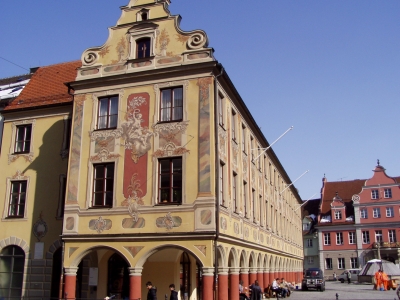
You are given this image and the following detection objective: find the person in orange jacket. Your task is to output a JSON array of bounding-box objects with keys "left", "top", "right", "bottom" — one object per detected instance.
[{"left": 375, "top": 270, "right": 383, "bottom": 290}]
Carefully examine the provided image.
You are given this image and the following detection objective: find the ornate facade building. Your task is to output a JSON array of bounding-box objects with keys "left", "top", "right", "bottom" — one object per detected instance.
[
  {"left": 317, "top": 161, "right": 400, "bottom": 279},
  {"left": 0, "top": 1, "right": 303, "bottom": 299}
]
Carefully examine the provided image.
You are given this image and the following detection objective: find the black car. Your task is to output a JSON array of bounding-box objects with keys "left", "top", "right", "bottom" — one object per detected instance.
[{"left": 302, "top": 268, "right": 325, "bottom": 291}]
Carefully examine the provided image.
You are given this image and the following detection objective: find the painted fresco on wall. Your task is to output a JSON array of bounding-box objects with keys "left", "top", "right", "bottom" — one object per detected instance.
[
  {"left": 119, "top": 93, "right": 152, "bottom": 221},
  {"left": 67, "top": 95, "right": 86, "bottom": 204},
  {"left": 152, "top": 121, "right": 190, "bottom": 157},
  {"left": 197, "top": 77, "right": 212, "bottom": 194}
]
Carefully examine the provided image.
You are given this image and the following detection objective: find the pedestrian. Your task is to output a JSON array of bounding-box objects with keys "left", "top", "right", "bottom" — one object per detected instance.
[
  {"left": 333, "top": 272, "right": 337, "bottom": 281},
  {"left": 249, "top": 280, "right": 262, "bottom": 300},
  {"left": 239, "top": 280, "right": 249, "bottom": 300},
  {"left": 146, "top": 281, "right": 157, "bottom": 300},
  {"left": 347, "top": 271, "right": 351, "bottom": 284},
  {"left": 169, "top": 284, "right": 178, "bottom": 300}
]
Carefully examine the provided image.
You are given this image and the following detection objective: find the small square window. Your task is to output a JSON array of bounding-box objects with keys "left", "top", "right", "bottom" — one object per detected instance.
[
  {"left": 371, "top": 189, "right": 379, "bottom": 199},
  {"left": 308, "top": 257, "right": 314, "bottom": 264},
  {"left": 14, "top": 125, "right": 32, "bottom": 153},
  {"left": 306, "top": 238, "right": 313, "bottom": 247},
  {"left": 160, "top": 87, "right": 183, "bottom": 122},
  {"left": 373, "top": 207, "right": 381, "bottom": 218},
  {"left": 386, "top": 207, "right": 394, "bottom": 217},
  {"left": 136, "top": 37, "right": 151, "bottom": 58},
  {"left": 8, "top": 181, "right": 27, "bottom": 218},
  {"left": 338, "top": 257, "right": 345, "bottom": 269},
  {"left": 362, "top": 231, "right": 370, "bottom": 244},
  {"left": 350, "top": 257, "right": 358, "bottom": 268},
  {"left": 334, "top": 210, "right": 342, "bottom": 220},
  {"left": 384, "top": 188, "right": 392, "bottom": 198},
  {"left": 375, "top": 230, "right": 383, "bottom": 243},
  {"left": 389, "top": 230, "right": 397, "bottom": 243},
  {"left": 360, "top": 208, "right": 368, "bottom": 219},
  {"left": 97, "top": 96, "right": 118, "bottom": 129},
  {"left": 336, "top": 232, "right": 343, "bottom": 245},
  {"left": 325, "top": 258, "right": 332, "bottom": 269},
  {"left": 324, "top": 233, "right": 331, "bottom": 245},
  {"left": 349, "top": 232, "right": 356, "bottom": 244}
]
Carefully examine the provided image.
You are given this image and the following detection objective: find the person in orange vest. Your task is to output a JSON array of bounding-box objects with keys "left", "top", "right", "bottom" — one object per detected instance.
[
  {"left": 381, "top": 271, "right": 389, "bottom": 291},
  {"left": 375, "top": 269, "right": 383, "bottom": 290}
]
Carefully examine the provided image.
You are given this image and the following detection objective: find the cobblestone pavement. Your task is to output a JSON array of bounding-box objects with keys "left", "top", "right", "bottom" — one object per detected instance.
[{"left": 285, "top": 281, "right": 399, "bottom": 300}]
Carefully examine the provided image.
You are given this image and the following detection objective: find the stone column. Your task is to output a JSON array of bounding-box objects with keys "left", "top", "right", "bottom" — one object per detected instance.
[
  {"left": 202, "top": 267, "right": 214, "bottom": 300},
  {"left": 129, "top": 267, "right": 142, "bottom": 300},
  {"left": 64, "top": 267, "right": 78, "bottom": 300},
  {"left": 249, "top": 267, "right": 257, "bottom": 286},
  {"left": 263, "top": 268, "right": 269, "bottom": 288},
  {"left": 229, "top": 267, "right": 240, "bottom": 300},
  {"left": 218, "top": 267, "right": 229, "bottom": 300},
  {"left": 257, "top": 268, "right": 264, "bottom": 291},
  {"left": 240, "top": 268, "right": 249, "bottom": 295}
]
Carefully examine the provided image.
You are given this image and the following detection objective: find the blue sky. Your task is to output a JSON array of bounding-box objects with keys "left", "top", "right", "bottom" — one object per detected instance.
[{"left": 1, "top": 1, "right": 399, "bottom": 200}]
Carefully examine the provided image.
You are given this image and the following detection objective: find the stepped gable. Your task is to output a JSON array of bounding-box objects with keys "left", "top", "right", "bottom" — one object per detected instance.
[{"left": 4, "top": 61, "right": 81, "bottom": 111}]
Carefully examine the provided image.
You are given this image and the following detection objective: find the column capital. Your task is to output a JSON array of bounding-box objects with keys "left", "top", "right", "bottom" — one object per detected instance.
[
  {"left": 240, "top": 268, "right": 249, "bottom": 274},
  {"left": 64, "top": 267, "right": 78, "bottom": 276},
  {"left": 229, "top": 267, "right": 240, "bottom": 274},
  {"left": 218, "top": 267, "right": 229, "bottom": 275},
  {"left": 129, "top": 267, "right": 143, "bottom": 276},
  {"left": 249, "top": 267, "right": 258, "bottom": 274},
  {"left": 202, "top": 267, "right": 215, "bottom": 276}
]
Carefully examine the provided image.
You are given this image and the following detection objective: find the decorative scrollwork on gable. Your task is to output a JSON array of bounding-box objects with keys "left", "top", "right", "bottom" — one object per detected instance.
[{"left": 187, "top": 32, "right": 208, "bottom": 50}]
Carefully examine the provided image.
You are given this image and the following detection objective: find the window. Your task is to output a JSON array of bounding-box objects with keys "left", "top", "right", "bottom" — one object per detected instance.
[
  {"left": 324, "top": 233, "right": 331, "bottom": 245},
  {"left": 362, "top": 231, "right": 370, "bottom": 244},
  {"left": 373, "top": 207, "right": 381, "bottom": 218},
  {"left": 384, "top": 188, "right": 392, "bottom": 198},
  {"left": 360, "top": 208, "right": 368, "bottom": 219},
  {"left": 241, "top": 125, "right": 247, "bottom": 154},
  {"left": 243, "top": 181, "right": 248, "bottom": 218},
  {"left": 160, "top": 87, "right": 183, "bottom": 122},
  {"left": 336, "top": 232, "right": 343, "bottom": 245},
  {"left": 14, "top": 124, "right": 32, "bottom": 153},
  {"left": 349, "top": 232, "right": 356, "bottom": 244},
  {"left": 334, "top": 210, "right": 342, "bottom": 220},
  {"left": 386, "top": 207, "right": 394, "bottom": 217},
  {"left": 303, "top": 223, "right": 310, "bottom": 231},
  {"left": 350, "top": 257, "right": 358, "bottom": 268},
  {"left": 371, "top": 189, "right": 379, "bottom": 199},
  {"left": 8, "top": 181, "right": 27, "bottom": 218},
  {"left": 389, "top": 230, "right": 396, "bottom": 243},
  {"left": 136, "top": 37, "right": 151, "bottom": 58},
  {"left": 306, "top": 238, "right": 313, "bottom": 248},
  {"left": 338, "top": 257, "right": 345, "bottom": 269},
  {"left": 232, "top": 173, "right": 237, "bottom": 212},
  {"left": 97, "top": 96, "right": 118, "bottom": 129},
  {"left": 375, "top": 230, "right": 383, "bottom": 243},
  {"left": 218, "top": 94, "right": 224, "bottom": 127},
  {"left": 307, "top": 257, "right": 314, "bottom": 264},
  {"left": 0, "top": 246, "right": 25, "bottom": 298},
  {"left": 325, "top": 258, "right": 332, "bottom": 269},
  {"left": 252, "top": 189, "right": 256, "bottom": 223},
  {"left": 219, "top": 162, "right": 225, "bottom": 207},
  {"left": 250, "top": 136, "right": 255, "bottom": 162},
  {"left": 158, "top": 158, "right": 182, "bottom": 204},
  {"left": 231, "top": 110, "right": 237, "bottom": 142},
  {"left": 92, "top": 163, "right": 115, "bottom": 207}
]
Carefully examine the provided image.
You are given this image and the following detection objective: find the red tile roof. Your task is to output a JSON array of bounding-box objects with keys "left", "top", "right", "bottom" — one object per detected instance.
[{"left": 4, "top": 61, "right": 81, "bottom": 111}]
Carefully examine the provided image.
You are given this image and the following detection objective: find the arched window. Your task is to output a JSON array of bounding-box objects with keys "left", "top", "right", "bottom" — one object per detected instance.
[
  {"left": 136, "top": 38, "right": 151, "bottom": 58},
  {"left": 180, "top": 252, "right": 191, "bottom": 298},
  {"left": 0, "top": 246, "right": 25, "bottom": 298}
]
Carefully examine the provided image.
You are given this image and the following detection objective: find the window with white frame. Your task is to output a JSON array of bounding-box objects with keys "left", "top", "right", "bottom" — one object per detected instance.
[
  {"left": 232, "top": 172, "right": 237, "bottom": 213},
  {"left": 97, "top": 96, "right": 118, "bottom": 130},
  {"left": 360, "top": 208, "right": 368, "bottom": 219},
  {"left": 389, "top": 230, "right": 396, "bottom": 243},
  {"left": 386, "top": 207, "right": 394, "bottom": 217},
  {"left": 349, "top": 232, "right": 356, "bottom": 244},
  {"left": 362, "top": 231, "right": 370, "bottom": 244},
  {"left": 334, "top": 210, "right": 342, "bottom": 220},
  {"left": 219, "top": 162, "right": 225, "bottom": 207},
  {"left": 231, "top": 110, "right": 237, "bottom": 142},
  {"left": 336, "top": 232, "right": 344, "bottom": 245},
  {"left": 373, "top": 207, "right": 381, "bottom": 218},
  {"left": 306, "top": 238, "right": 313, "bottom": 248},
  {"left": 375, "top": 230, "right": 383, "bottom": 243},
  {"left": 14, "top": 124, "right": 32, "bottom": 153},
  {"left": 350, "top": 257, "right": 358, "bottom": 268},
  {"left": 303, "top": 223, "right": 310, "bottom": 231},
  {"left": 371, "top": 189, "right": 379, "bottom": 199},
  {"left": 338, "top": 257, "right": 345, "bottom": 269},
  {"left": 7, "top": 181, "right": 27, "bottom": 218},
  {"left": 158, "top": 157, "right": 182, "bottom": 204},
  {"left": 160, "top": 87, "right": 183, "bottom": 122},
  {"left": 218, "top": 93, "right": 224, "bottom": 128},
  {"left": 308, "top": 257, "right": 314, "bottom": 264},
  {"left": 324, "top": 233, "right": 331, "bottom": 245},
  {"left": 384, "top": 188, "right": 392, "bottom": 198},
  {"left": 136, "top": 37, "right": 151, "bottom": 58},
  {"left": 92, "top": 163, "right": 115, "bottom": 208},
  {"left": 325, "top": 258, "right": 332, "bottom": 269}
]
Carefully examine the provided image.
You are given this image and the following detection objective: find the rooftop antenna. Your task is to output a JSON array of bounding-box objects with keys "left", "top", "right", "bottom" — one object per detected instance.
[{"left": 251, "top": 126, "right": 294, "bottom": 162}]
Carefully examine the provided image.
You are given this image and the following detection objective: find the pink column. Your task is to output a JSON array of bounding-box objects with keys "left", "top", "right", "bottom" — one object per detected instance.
[
  {"left": 257, "top": 269, "right": 264, "bottom": 291},
  {"left": 202, "top": 267, "right": 215, "bottom": 300},
  {"left": 263, "top": 268, "right": 269, "bottom": 289},
  {"left": 218, "top": 267, "right": 229, "bottom": 300},
  {"left": 249, "top": 268, "right": 257, "bottom": 286},
  {"left": 64, "top": 267, "right": 78, "bottom": 300},
  {"left": 129, "top": 267, "right": 142, "bottom": 300},
  {"left": 269, "top": 270, "right": 274, "bottom": 284},
  {"left": 229, "top": 268, "right": 240, "bottom": 300}
]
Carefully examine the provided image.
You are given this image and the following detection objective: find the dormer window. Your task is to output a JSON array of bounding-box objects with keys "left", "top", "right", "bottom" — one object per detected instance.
[
  {"left": 334, "top": 210, "right": 342, "bottom": 220},
  {"left": 371, "top": 189, "right": 379, "bottom": 199},
  {"left": 137, "top": 9, "right": 150, "bottom": 22},
  {"left": 141, "top": 12, "right": 148, "bottom": 21},
  {"left": 137, "top": 38, "right": 151, "bottom": 58}
]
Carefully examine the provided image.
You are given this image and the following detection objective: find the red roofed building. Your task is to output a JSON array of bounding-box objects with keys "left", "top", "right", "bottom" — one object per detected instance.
[{"left": 316, "top": 161, "right": 400, "bottom": 279}]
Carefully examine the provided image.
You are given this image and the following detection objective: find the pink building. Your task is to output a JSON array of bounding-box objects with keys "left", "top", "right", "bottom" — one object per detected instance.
[{"left": 316, "top": 161, "right": 400, "bottom": 278}]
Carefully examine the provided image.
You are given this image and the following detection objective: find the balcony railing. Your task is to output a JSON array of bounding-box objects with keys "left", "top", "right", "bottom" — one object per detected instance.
[{"left": 372, "top": 241, "right": 400, "bottom": 248}]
